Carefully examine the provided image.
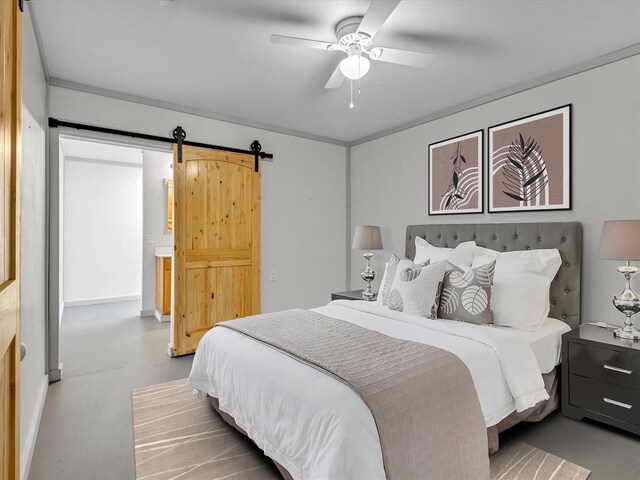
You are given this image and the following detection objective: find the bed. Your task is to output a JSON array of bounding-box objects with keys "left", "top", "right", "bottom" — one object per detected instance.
[{"left": 187, "top": 222, "right": 582, "bottom": 480}]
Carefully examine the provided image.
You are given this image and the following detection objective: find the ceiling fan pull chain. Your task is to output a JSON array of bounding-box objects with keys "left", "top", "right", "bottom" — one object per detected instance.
[
  {"left": 358, "top": 55, "right": 361, "bottom": 97},
  {"left": 349, "top": 79, "right": 354, "bottom": 109}
]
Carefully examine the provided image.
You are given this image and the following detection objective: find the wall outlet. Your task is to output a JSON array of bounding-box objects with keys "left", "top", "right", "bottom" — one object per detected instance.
[
  {"left": 146, "top": 234, "right": 154, "bottom": 244},
  {"left": 269, "top": 270, "right": 277, "bottom": 282}
]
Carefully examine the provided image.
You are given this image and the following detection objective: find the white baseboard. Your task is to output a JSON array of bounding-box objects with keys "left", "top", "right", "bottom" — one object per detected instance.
[
  {"left": 154, "top": 310, "right": 171, "bottom": 323},
  {"left": 139, "top": 309, "right": 155, "bottom": 318},
  {"left": 64, "top": 295, "right": 141, "bottom": 307},
  {"left": 21, "top": 374, "right": 48, "bottom": 480}
]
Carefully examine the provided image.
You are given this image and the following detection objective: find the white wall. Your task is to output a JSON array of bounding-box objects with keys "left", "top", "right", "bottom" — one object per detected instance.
[
  {"left": 21, "top": 5, "right": 48, "bottom": 479},
  {"left": 63, "top": 157, "right": 143, "bottom": 304},
  {"left": 141, "top": 150, "right": 173, "bottom": 314},
  {"left": 49, "top": 86, "right": 348, "bottom": 312},
  {"left": 350, "top": 55, "right": 640, "bottom": 327}
]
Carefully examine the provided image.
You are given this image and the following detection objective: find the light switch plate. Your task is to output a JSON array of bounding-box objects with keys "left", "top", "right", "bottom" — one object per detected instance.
[
  {"left": 146, "top": 234, "right": 154, "bottom": 244},
  {"left": 269, "top": 270, "right": 277, "bottom": 282}
]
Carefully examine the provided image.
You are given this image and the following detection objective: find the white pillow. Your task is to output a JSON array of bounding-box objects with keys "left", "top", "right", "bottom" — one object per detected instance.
[
  {"left": 414, "top": 237, "right": 474, "bottom": 270},
  {"left": 388, "top": 259, "right": 446, "bottom": 317},
  {"left": 467, "top": 242, "right": 562, "bottom": 331},
  {"left": 377, "top": 254, "right": 400, "bottom": 306}
]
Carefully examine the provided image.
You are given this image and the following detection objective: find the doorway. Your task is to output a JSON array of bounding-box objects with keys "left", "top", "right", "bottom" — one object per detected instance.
[
  {"left": 61, "top": 138, "right": 144, "bottom": 308},
  {"left": 47, "top": 124, "right": 266, "bottom": 377},
  {"left": 54, "top": 134, "right": 174, "bottom": 376}
]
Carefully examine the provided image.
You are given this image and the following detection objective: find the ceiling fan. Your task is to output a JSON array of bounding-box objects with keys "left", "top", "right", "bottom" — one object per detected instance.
[{"left": 270, "top": 0, "right": 433, "bottom": 108}]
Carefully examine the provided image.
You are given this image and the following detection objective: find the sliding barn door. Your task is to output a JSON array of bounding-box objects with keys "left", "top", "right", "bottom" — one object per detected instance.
[
  {"left": 0, "top": 1, "right": 21, "bottom": 478},
  {"left": 172, "top": 145, "right": 260, "bottom": 356}
]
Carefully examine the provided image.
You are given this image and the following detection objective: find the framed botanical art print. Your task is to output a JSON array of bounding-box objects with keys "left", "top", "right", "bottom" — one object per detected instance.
[
  {"left": 428, "top": 130, "right": 483, "bottom": 215},
  {"left": 488, "top": 105, "right": 571, "bottom": 212}
]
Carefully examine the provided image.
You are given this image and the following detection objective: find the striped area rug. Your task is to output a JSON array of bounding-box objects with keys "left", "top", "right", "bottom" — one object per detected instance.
[
  {"left": 132, "top": 379, "right": 590, "bottom": 480},
  {"left": 490, "top": 441, "right": 590, "bottom": 480}
]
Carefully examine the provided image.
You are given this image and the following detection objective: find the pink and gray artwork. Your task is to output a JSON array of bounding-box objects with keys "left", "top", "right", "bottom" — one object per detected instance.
[
  {"left": 489, "top": 105, "right": 571, "bottom": 212},
  {"left": 428, "top": 130, "right": 483, "bottom": 215}
]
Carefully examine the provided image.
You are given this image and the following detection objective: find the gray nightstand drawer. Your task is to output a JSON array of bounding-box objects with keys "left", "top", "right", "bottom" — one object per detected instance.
[
  {"left": 331, "top": 290, "right": 375, "bottom": 302},
  {"left": 570, "top": 374, "right": 640, "bottom": 426},
  {"left": 568, "top": 342, "right": 640, "bottom": 390}
]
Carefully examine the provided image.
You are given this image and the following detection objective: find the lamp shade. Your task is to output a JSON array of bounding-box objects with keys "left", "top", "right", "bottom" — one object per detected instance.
[
  {"left": 598, "top": 220, "right": 640, "bottom": 260},
  {"left": 352, "top": 225, "right": 383, "bottom": 250}
]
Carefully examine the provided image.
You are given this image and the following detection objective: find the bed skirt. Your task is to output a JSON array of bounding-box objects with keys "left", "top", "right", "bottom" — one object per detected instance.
[
  {"left": 207, "top": 367, "right": 559, "bottom": 478},
  {"left": 487, "top": 367, "right": 559, "bottom": 454},
  {"left": 207, "top": 396, "right": 295, "bottom": 480}
]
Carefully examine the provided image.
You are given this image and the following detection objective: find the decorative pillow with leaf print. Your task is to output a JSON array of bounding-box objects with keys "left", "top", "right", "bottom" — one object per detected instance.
[
  {"left": 379, "top": 255, "right": 431, "bottom": 306},
  {"left": 388, "top": 260, "right": 445, "bottom": 318},
  {"left": 437, "top": 260, "right": 496, "bottom": 325}
]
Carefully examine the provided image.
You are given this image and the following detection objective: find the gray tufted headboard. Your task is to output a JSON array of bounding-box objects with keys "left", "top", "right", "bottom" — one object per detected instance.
[{"left": 405, "top": 222, "right": 582, "bottom": 328}]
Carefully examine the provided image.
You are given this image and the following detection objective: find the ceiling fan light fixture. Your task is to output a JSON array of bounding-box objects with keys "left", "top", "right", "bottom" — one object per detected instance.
[{"left": 340, "top": 54, "right": 370, "bottom": 80}]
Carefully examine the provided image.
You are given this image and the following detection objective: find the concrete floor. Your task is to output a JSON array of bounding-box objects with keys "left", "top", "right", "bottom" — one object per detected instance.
[
  {"left": 28, "top": 300, "right": 640, "bottom": 480},
  {"left": 503, "top": 410, "right": 640, "bottom": 479},
  {"left": 29, "top": 301, "right": 193, "bottom": 480}
]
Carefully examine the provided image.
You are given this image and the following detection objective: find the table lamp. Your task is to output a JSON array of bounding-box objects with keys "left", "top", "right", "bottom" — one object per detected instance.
[
  {"left": 598, "top": 220, "right": 640, "bottom": 340},
  {"left": 352, "top": 225, "right": 383, "bottom": 300}
]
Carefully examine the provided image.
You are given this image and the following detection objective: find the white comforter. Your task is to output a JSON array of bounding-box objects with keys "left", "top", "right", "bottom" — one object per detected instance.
[{"left": 187, "top": 300, "right": 549, "bottom": 480}]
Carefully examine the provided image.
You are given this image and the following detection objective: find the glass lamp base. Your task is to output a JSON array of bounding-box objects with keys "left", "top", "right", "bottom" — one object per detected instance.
[
  {"left": 362, "top": 283, "right": 376, "bottom": 300},
  {"left": 614, "top": 326, "right": 640, "bottom": 341},
  {"left": 362, "top": 290, "right": 376, "bottom": 300},
  {"left": 361, "top": 253, "right": 376, "bottom": 301},
  {"left": 612, "top": 264, "right": 640, "bottom": 341}
]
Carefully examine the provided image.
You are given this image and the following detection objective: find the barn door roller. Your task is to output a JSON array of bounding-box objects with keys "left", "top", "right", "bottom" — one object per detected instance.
[{"left": 172, "top": 126, "right": 186, "bottom": 163}]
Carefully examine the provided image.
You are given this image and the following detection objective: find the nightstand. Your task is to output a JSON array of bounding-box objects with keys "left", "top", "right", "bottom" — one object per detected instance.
[
  {"left": 331, "top": 289, "right": 376, "bottom": 302},
  {"left": 562, "top": 323, "right": 640, "bottom": 435}
]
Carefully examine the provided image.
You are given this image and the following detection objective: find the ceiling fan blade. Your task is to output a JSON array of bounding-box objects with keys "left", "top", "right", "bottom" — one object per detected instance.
[
  {"left": 357, "top": 0, "right": 401, "bottom": 38},
  {"left": 270, "top": 34, "right": 335, "bottom": 51},
  {"left": 325, "top": 63, "right": 345, "bottom": 89},
  {"left": 370, "top": 47, "right": 434, "bottom": 68}
]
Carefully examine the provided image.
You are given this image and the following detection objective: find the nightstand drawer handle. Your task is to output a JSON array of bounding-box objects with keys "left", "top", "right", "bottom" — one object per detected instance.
[
  {"left": 603, "top": 398, "right": 633, "bottom": 409},
  {"left": 603, "top": 364, "right": 633, "bottom": 375}
]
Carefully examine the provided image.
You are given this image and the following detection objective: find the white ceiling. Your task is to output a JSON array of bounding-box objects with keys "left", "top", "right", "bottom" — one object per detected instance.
[
  {"left": 61, "top": 137, "right": 143, "bottom": 164},
  {"left": 34, "top": 0, "right": 640, "bottom": 143}
]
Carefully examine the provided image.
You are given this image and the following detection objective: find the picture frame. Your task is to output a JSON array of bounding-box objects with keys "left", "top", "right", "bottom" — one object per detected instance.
[
  {"left": 488, "top": 104, "right": 571, "bottom": 213},
  {"left": 428, "top": 129, "right": 483, "bottom": 215}
]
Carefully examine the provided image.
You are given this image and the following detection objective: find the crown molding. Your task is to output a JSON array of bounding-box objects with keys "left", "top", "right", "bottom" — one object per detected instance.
[
  {"left": 349, "top": 43, "right": 640, "bottom": 147},
  {"left": 48, "top": 78, "right": 349, "bottom": 147}
]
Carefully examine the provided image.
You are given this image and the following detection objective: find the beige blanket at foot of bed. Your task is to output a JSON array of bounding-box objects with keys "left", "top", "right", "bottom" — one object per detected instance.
[{"left": 218, "top": 308, "right": 489, "bottom": 480}]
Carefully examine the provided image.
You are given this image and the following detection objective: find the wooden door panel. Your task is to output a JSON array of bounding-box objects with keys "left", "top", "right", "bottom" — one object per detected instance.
[
  {"left": 173, "top": 145, "right": 260, "bottom": 356},
  {"left": 0, "top": 1, "right": 21, "bottom": 477},
  {"left": 183, "top": 267, "right": 210, "bottom": 348},
  {"left": 0, "top": 284, "right": 18, "bottom": 362},
  {"left": 215, "top": 265, "right": 251, "bottom": 324},
  {"left": 1, "top": 154, "right": 12, "bottom": 285},
  {"left": 1, "top": 340, "right": 17, "bottom": 480},
  {"left": 1, "top": 7, "right": 16, "bottom": 288},
  {"left": 181, "top": 265, "right": 252, "bottom": 353},
  {"left": 185, "top": 161, "right": 252, "bottom": 250}
]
